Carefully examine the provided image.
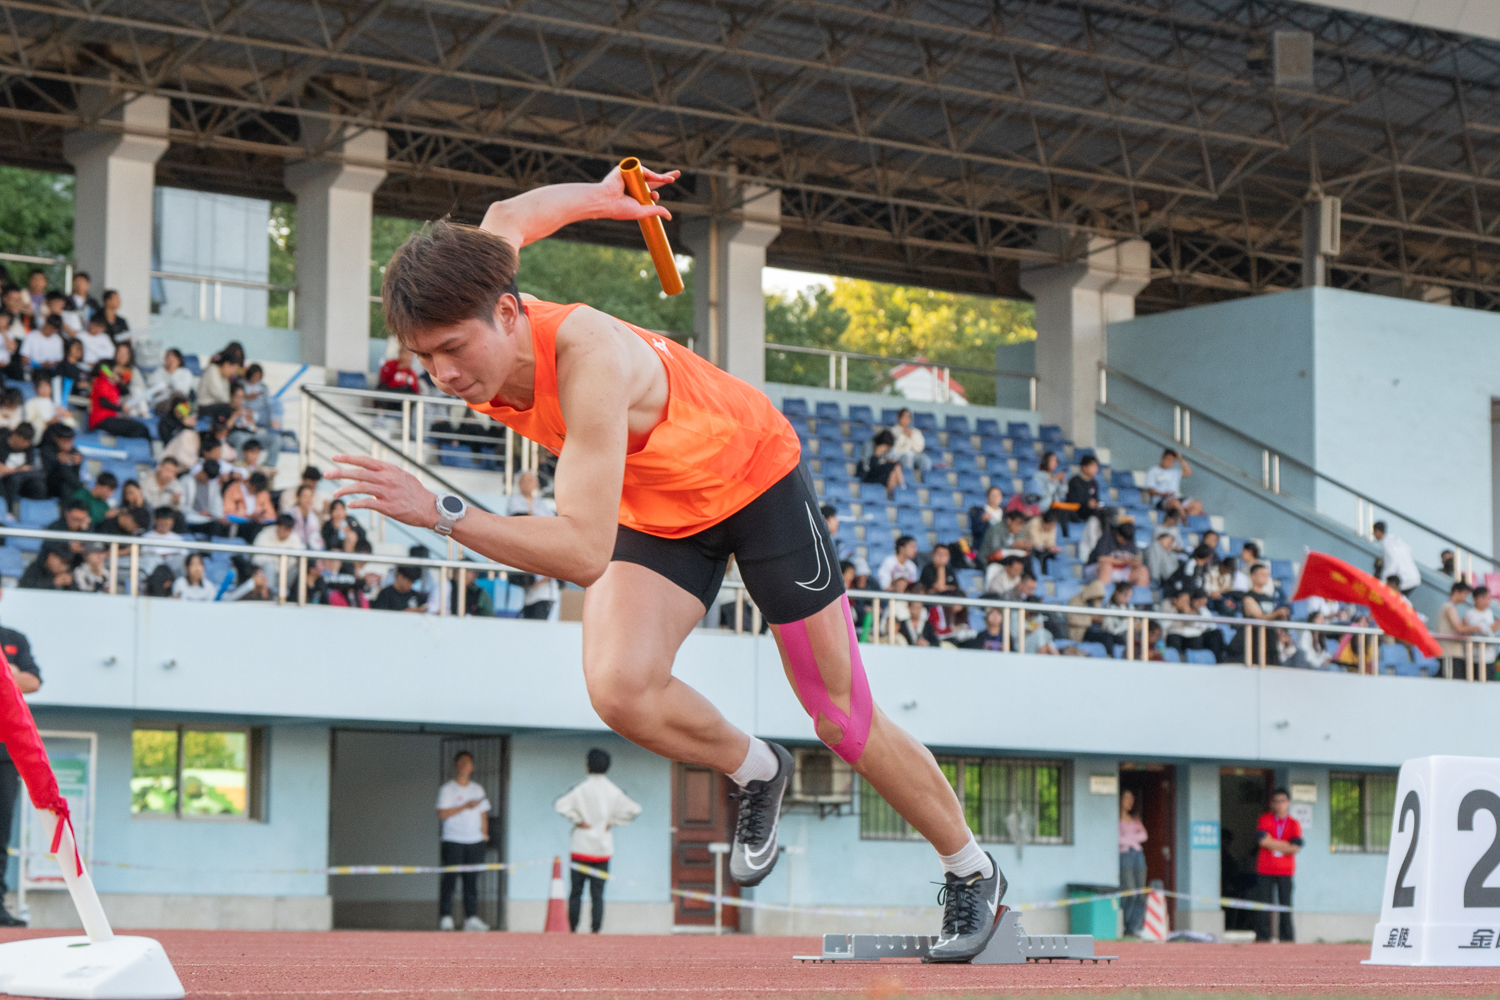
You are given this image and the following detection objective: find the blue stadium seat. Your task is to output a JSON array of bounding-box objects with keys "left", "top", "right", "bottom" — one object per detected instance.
[
  {"left": 0, "top": 546, "right": 22, "bottom": 578},
  {"left": 975, "top": 419, "right": 1001, "bottom": 437},
  {"left": 1130, "top": 586, "right": 1155, "bottom": 606},
  {"left": 1414, "top": 657, "right": 1441, "bottom": 677},
  {"left": 1161, "top": 647, "right": 1182, "bottom": 663},
  {"left": 880, "top": 408, "right": 902, "bottom": 426},
  {"left": 977, "top": 436, "right": 1006, "bottom": 458},
  {"left": 932, "top": 512, "right": 962, "bottom": 538},
  {"left": 114, "top": 438, "right": 152, "bottom": 464},
  {"left": 926, "top": 490, "right": 955, "bottom": 510},
  {"left": 848, "top": 405, "right": 873, "bottom": 424},
  {"left": 1077, "top": 642, "right": 1108, "bottom": 659},
  {"left": 913, "top": 412, "right": 939, "bottom": 432},
  {"left": 182, "top": 354, "right": 203, "bottom": 376},
  {"left": 74, "top": 432, "right": 107, "bottom": 452},
  {"left": 18, "top": 499, "right": 57, "bottom": 527},
  {"left": 944, "top": 415, "right": 970, "bottom": 435},
  {"left": 336, "top": 371, "right": 368, "bottom": 390},
  {"left": 952, "top": 453, "right": 979, "bottom": 474},
  {"left": 1007, "top": 422, "right": 1032, "bottom": 439},
  {"left": 848, "top": 422, "right": 873, "bottom": 444},
  {"left": 956, "top": 569, "right": 982, "bottom": 593},
  {"left": 957, "top": 472, "right": 986, "bottom": 495},
  {"left": 101, "top": 462, "right": 137, "bottom": 488},
  {"left": 1054, "top": 580, "right": 1083, "bottom": 603},
  {"left": 830, "top": 480, "right": 861, "bottom": 502},
  {"left": 1015, "top": 459, "right": 1038, "bottom": 479},
  {"left": 786, "top": 416, "right": 810, "bottom": 437},
  {"left": 1111, "top": 470, "right": 1137, "bottom": 488},
  {"left": 1012, "top": 441, "right": 1038, "bottom": 461},
  {"left": 781, "top": 398, "right": 809, "bottom": 417},
  {"left": 816, "top": 419, "right": 843, "bottom": 440},
  {"left": 1380, "top": 645, "right": 1412, "bottom": 671},
  {"left": 815, "top": 401, "right": 842, "bottom": 420},
  {"left": 1186, "top": 514, "right": 1212, "bottom": 533},
  {"left": 142, "top": 415, "right": 161, "bottom": 440},
  {"left": 1117, "top": 488, "right": 1143, "bottom": 507},
  {"left": 1039, "top": 424, "right": 1065, "bottom": 443},
  {"left": 1186, "top": 649, "right": 1217, "bottom": 665},
  {"left": 893, "top": 487, "right": 921, "bottom": 508},
  {"left": 1270, "top": 559, "right": 1295, "bottom": 580},
  {"left": 859, "top": 483, "right": 887, "bottom": 503},
  {"left": 945, "top": 432, "right": 971, "bottom": 453}
]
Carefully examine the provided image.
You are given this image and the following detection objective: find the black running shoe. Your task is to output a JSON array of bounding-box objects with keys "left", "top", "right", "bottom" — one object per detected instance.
[
  {"left": 728, "top": 741, "right": 793, "bottom": 886},
  {"left": 0, "top": 908, "right": 26, "bottom": 927},
  {"left": 926, "top": 852, "right": 1007, "bottom": 963}
]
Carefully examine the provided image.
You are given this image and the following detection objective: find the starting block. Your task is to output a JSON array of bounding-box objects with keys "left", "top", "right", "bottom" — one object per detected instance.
[{"left": 795, "top": 907, "right": 1116, "bottom": 964}]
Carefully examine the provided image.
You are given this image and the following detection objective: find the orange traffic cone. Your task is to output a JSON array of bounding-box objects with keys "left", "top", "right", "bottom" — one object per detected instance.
[{"left": 544, "top": 856, "right": 570, "bottom": 932}]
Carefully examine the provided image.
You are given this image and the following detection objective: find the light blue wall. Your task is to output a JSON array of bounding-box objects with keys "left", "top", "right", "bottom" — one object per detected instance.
[
  {"left": 141, "top": 318, "right": 302, "bottom": 366},
  {"left": 1310, "top": 288, "right": 1500, "bottom": 558},
  {"left": 1178, "top": 763, "right": 1221, "bottom": 917},
  {"left": 504, "top": 733, "right": 671, "bottom": 904},
  {"left": 1286, "top": 765, "right": 1390, "bottom": 917},
  {"left": 23, "top": 708, "right": 329, "bottom": 899},
  {"left": 1109, "top": 290, "right": 1317, "bottom": 464}
]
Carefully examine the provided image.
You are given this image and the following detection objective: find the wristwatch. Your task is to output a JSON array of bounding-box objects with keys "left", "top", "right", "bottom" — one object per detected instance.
[{"left": 433, "top": 494, "right": 468, "bottom": 536}]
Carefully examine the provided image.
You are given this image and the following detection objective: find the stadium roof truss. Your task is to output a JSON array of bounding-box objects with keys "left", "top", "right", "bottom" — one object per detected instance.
[{"left": 2, "top": 0, "right": 1500, "bottom": 310}]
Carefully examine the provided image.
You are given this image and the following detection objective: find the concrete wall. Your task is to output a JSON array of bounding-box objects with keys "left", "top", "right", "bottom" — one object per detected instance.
[
  {"left": 153, "top": 188, "right": 271, "bottom": 327},
  {"left": 765, "top": 382, "right": 1036, "bottom": 432}
]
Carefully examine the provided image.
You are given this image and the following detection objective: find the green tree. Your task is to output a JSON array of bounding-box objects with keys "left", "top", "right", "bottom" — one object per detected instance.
[
  {"left": 370, "top": 215, "right": 425, "bottom": 338},
  {"left": 267, "top": 202, "right": 295, "bottom": 328},
  {"left": 515, "top": 239, "right": 694, "bottom": 336},
  {"left": 0, "top": 167, "right": 74, "bottom": 289}
]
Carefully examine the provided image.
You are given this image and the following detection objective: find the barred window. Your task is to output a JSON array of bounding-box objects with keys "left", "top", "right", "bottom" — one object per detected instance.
[
  {"left": 1330, "top": 772, "right": 1398, "bottom": 852},
  {"left": 860, "top": 756, "right": 1071, "bottom": 844}
]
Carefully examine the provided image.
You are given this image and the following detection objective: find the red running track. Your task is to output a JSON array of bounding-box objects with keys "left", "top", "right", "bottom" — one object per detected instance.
[{"left": 6, "top": 930, "right": 1500, "bottom": 998}]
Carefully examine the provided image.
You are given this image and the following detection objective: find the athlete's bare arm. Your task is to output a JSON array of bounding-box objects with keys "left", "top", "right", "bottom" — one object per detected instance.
[
  {"left": 480, "top": 163, "right": 678, "bottom": 250},
  {"left": 329, "top": 308, "right": 663, "bottom": 587}
]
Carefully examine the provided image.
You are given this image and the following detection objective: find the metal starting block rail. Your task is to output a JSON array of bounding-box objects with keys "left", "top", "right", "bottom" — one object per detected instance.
[{"left": 795, "top": 908, "right": 1117, "bottom": 965}]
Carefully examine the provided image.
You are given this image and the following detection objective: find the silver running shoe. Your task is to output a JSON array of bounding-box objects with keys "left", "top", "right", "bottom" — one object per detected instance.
[
  {"left": 728, "top": 741, "right": 794, "bottom": 886},
  {"left": 926, "top": 852, "right": 1008, "bottom": 963}
]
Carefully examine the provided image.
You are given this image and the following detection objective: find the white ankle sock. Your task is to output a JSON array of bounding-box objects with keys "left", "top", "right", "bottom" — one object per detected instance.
[
  {"left": 939, "top": 835, "right": 993, "bottom": 879},
  {"left": 729, "top": 737, "right": 778, "bottom": 786}
]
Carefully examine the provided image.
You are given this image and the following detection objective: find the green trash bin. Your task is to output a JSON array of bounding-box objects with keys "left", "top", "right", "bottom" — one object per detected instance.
[{"left": 1065, "top": 882, "right": 1120, "bottom": 940}]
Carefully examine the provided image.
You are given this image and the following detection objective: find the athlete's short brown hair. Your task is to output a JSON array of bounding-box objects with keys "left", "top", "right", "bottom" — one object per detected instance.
[{"left": 381, "top": 220, "right": 519, "bottom": 344}]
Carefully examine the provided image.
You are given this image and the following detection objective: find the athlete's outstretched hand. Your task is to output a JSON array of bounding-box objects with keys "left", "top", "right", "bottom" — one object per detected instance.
[
  {"left": 597, "top": 163, "right": 680, "bottom": 222},
  {"left": 328, "top": 454, "right": 439, "bottom": 529}
]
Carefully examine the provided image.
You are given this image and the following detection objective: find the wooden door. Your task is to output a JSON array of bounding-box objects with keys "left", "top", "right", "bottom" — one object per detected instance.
[
  {"left": 1121, "top": 765, "right": 1177, "bottom": 921},
  {"left": 670, "top": 762, "right": 739, "bottom": 929}
]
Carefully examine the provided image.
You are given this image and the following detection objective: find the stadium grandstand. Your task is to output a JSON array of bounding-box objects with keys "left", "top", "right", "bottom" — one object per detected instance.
[{"left": 0, "top": 0, "right": 1499, "bottom": 963}]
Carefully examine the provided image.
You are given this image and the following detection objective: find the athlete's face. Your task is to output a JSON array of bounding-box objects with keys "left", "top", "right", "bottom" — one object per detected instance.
[{"left": 405, "top": 295, "right": 526, "bottom": 405}]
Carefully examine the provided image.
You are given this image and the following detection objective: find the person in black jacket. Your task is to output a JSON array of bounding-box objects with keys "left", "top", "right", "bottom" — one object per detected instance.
[
  {"left": 0, "top": 601, "right": 40, "bottom": 925},
  {"left": 39, "top": 424, "right": 83, "bottom": 500},
  {"left": 1164, "top": 544, "right": 1216, "bottom": 601},
  {"left": 0, "top": 422, "right": 45, "bottom": 516},
  {"left": 1063, "top": 454, "right": 1103, "bottom": 524}
]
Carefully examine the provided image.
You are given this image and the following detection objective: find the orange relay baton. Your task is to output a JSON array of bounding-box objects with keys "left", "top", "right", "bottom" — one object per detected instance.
[{"left": 619, "top": 157, "right": 684, "bottom": 296}]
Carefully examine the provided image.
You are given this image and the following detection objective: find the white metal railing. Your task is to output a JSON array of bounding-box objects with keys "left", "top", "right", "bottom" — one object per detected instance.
[
  {"left": 1099, "top": 364, "right": 1494, "bottom": 586},
  {"left": 0, "top": 252, "right": 72, "bottom": 288},
  {"left": 9, "top": 521, "right": 1489, "bottom": 679},
  {"left": 152, "top": 270, "right": 297, "bottom": 328},
  {"left": 302, "top": 384, "right": 541, "bottom": 497},
  {"left": 765, "top": 342, "right": 1038, "bottom": 411}
]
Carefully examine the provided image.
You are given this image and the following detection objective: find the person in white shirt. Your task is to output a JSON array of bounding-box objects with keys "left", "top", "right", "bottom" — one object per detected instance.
[
  {"left": 171, "top": 552, "right": 216, "bottom": 601},
  {"left": 1372, "top": 521, "right": 1420, "bottom": 597},
  {"left": 554, "top": 748, "right": 642, "bottom": 934},
  {"left": 888, "top": 407, "right": 932, "bottom": 476},
  {"left": 148, "top": 349, "right": 199, "bottom": 405},
  {"left": 141, "top": 508, "right": 188, "bottom": 581},
  {"left": 18, "top": 318, "right": 64, "bottom": 375},
  {"left": 77, "top": 318, "right": 115, "bottom": 366},
  {"left": 506, "top": 470, "right": 556, "bottom": 515},
  {"left": 436, "top": 751, "right": 492, "bottom": 932},
  {"left": 252, "top": 514, "right": 307, "bottom": 588},
  {"left": 20, "top": 374, "right": 75, "bottom": 442},
  {"left": 877, "top": 535, "right": 921, "bottom": 590},
  {"left": 141, "top": 458, "right": 187, "bottom": 512},
  {"left": 1141, "top": 448, "right": 1203, "bottom": 516}
]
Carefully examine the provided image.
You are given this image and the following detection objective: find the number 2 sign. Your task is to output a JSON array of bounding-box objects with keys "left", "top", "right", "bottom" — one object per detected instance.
[{"left": 1368, "top": 756, "right": 1500, "bottom": 966}]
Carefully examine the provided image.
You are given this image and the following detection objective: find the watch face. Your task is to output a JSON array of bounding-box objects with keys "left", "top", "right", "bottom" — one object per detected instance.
[{"left": 440, "top": 495, "right": 465, "bottom": 515}]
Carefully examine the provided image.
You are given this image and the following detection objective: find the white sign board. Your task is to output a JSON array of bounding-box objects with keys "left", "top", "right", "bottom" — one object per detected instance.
[
  {"left": 19, "top": 731, "right": 96, "bottom": 890},
  {"left": 1368, "top": 756, "right": 1500, "bottom": 966}
]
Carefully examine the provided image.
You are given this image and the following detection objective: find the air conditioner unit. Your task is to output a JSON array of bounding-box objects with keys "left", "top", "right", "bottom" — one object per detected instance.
[
  {"left": 790, "top": 747, "right": 854, "bottom": 805},
  {"left": 1273, "top": 31, "right": 1315, "bottom": 87}
]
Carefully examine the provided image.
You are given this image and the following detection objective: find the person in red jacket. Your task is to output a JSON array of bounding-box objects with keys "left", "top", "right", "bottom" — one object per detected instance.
[
  {"left": 87, "top": 365, "right": 149, "bottom": 439},
  {"left": 1255, "top": 788, "right": 1303, "bottom": 942},
  {"left": 378, "top": 345, "right": 422, "bottom": 394}
]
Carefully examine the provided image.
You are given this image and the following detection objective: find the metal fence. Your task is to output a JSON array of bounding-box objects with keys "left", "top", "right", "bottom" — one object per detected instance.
[{"left": 8, "top": 525, "right": 1494, "bottom": 680}]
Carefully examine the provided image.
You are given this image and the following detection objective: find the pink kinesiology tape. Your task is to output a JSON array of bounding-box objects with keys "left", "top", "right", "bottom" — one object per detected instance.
[{"left": 779, "top": 594, "right": 873, "bottom": 763}]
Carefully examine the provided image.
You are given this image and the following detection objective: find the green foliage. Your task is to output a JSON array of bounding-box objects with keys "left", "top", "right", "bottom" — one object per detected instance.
[
  {"left": 370, "top": 216, "right": 425, "bottom": 339},
  {"left": 765, "top": 277, "right": 1036, "bottom": 404},
  {"left": 182, "top": 730, "right": 247, "bottom": 770},
  {"left": 516, "top": 239, "right": 695, "bottom": 336},
  {"left": 132, "top": 729, "right": 177, "bottom": 778},
  {"left": 0, "top": 167, "right": 74, "bottom": 289},
  {"left": 267, "top": 203, "right": 295, "bottom": 328}
]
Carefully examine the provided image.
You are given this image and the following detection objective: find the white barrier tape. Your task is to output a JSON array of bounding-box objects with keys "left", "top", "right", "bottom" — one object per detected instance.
[
  {"left": 3, "top": 846, "right": 1296, "bottom": 915},
  {"left": 5, "top": 846, "right": 547, "bottom": 877}
]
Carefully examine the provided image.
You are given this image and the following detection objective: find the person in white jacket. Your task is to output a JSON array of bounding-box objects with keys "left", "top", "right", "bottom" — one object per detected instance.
[{"left": 554, "top": 749, "right": 641, "bottom": 933}]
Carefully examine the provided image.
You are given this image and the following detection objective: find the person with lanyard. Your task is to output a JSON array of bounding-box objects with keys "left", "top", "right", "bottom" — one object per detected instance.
[
  {"left": 1255, "top": 788, "right": 1303, "bottom": 942},
  {"left": 0, "top": 590, "right": 41, "bottom": 926}
]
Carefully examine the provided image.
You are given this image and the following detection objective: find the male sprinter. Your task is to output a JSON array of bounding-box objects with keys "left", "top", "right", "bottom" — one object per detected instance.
[{"left": 329, "top": 164, "right": 1003, "bottom": 961}]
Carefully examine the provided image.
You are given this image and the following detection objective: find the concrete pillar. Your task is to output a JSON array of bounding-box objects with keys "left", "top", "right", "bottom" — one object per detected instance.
[
  {"left": 680, "top": 185, "right": 780, "bottom": 387},
  {"left": 1175, "top": 763, "right": 1224, "bottom": 934},
  {"left": 285, "top": 127, "right": 387, "bottom": 372},
  {"left": 63, "top": 94, "right": 171, "bottom": 326},
  {"left": 1301, "top": 195, "right": 1341, "bottom": 288},
  {"left": 1019, "top": 237, "right": 1150, "bottom": 447}
]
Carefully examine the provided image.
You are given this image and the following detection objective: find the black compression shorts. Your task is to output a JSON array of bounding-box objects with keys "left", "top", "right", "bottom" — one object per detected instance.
[{"left": 610, "top": 463, "right": 845, "bottom": 624}]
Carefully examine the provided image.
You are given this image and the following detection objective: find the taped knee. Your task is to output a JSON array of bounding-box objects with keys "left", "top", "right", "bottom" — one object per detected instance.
[{"left": 781, "top": 594, "right": 873, "bottom": 764}]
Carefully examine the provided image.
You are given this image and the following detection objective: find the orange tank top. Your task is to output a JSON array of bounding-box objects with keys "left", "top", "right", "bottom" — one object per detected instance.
[{"left": 469, "top": 300, "right": 802, "bottom": 539}]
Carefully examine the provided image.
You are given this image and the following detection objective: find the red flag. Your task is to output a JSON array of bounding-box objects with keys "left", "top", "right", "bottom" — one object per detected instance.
[
  {"left": 0, "top": 646, "right": 80, "bottom": 873},
  {"left": 1293, "top": 551, "right": 1441, "bottom": 658}
]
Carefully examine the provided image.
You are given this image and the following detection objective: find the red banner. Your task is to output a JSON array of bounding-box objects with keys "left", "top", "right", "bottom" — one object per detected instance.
[
  {"left": 0, "top": 647, "right": 79, "bottom": 872},
  {"left": 1293, "top": 551, "right": 1441, "bottom": 658}
]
